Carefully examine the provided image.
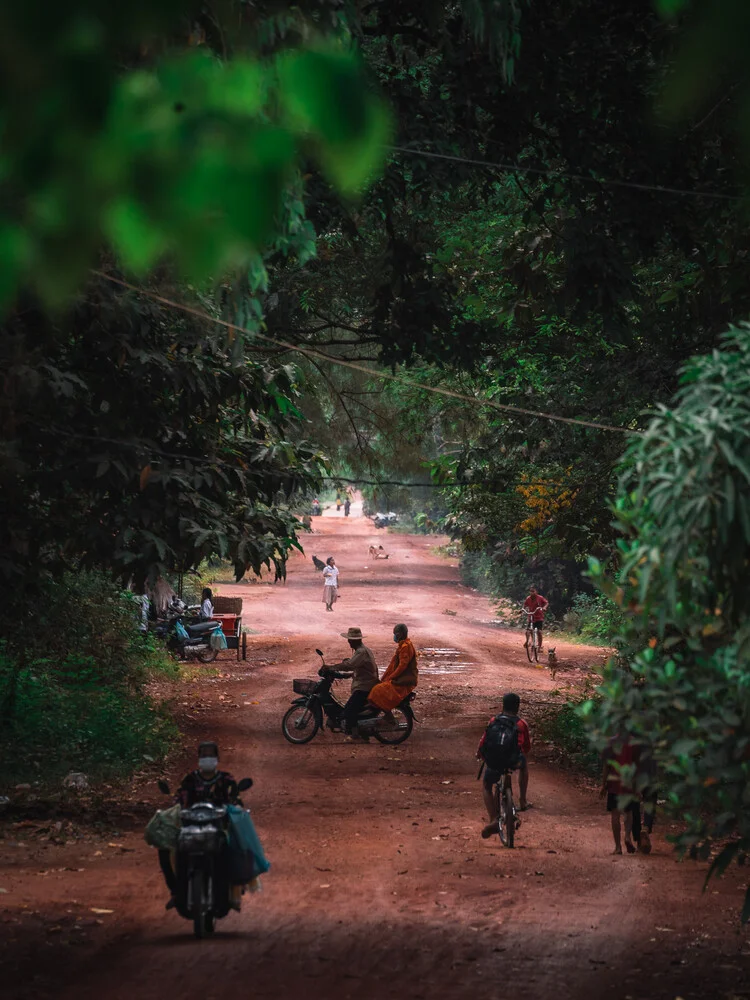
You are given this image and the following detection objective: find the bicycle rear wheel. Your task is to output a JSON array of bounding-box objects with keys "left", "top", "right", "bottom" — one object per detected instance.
[{"left": 502, "top": 786, "right": 515, "bottom": 848}]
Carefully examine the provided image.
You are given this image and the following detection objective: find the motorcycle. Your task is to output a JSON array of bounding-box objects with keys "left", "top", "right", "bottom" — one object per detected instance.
[
  {"left": 157, "top": 776, "right": 253, "bottom": 939},
  {"left": 281, "top": 649, "right": 417, "bottom": 746},
  {"left": 154, "top": 613, "right": 221, "bottom": 663},
  {"left": 372, "top": 511, "right": 399, "bottom": 528}
]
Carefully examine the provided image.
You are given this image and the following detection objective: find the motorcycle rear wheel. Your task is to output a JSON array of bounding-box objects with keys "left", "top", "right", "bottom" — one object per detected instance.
[
  {"left": 198, "top": 646, "right": 218, "bottom": 664},
  {"left": 372, "top": 707, "right": 413, "bottom": 745},
  {"left": 282, "top": 703, "right": 321, "bottom": 744}
]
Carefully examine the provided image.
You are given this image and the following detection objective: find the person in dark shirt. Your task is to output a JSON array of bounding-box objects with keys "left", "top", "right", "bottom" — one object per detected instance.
[{"left": 159, "top": 741, "right": 238, "bottom": 907}]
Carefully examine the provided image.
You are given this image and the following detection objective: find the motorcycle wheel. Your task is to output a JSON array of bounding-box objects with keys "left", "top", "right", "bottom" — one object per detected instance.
[
  {"left": 198, "top": 646, "right": 218, "bottom": 664},
  {"left": 191, "top": 870, "right": 208, "bottom": 939},
  {"left": 282, "top": 703, "right": 321, "bottom": 744},
  {"left": 372, "top": 707, "right": 413, "bottom": 745}
]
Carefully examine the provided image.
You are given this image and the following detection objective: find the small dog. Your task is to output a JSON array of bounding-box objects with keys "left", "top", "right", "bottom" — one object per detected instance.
[
  {"left": 312, "top": 555, "right": 326, "bottom": 571},
  {"left": 368, "top": 545, "right": 389, "bottom": 559},
  {"left": 547, "top": 647, "right": 558, "bottom": 679}
]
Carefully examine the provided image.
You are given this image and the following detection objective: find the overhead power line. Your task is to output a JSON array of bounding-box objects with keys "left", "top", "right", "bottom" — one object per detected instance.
[
  {"left": 92, "top": 270, "right": 638, "bottom": 436},
  {"left": 388, "top": 144, "right": 744, "bottom": 202}
]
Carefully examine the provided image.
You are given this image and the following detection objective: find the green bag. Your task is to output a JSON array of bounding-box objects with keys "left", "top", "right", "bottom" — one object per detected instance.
[{"left": 144, "top": 803, "right": 182, "bottom": 850}]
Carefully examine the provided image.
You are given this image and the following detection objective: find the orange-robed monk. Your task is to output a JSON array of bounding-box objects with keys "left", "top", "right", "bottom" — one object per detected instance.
[{"left": 368, "top": 623, "right": 418, "bottom": 711}]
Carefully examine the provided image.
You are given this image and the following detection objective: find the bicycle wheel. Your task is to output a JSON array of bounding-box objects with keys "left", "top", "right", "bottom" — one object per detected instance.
[
  {"left": 503, "top": 786, "right": 515, "bottom": 848},
  {"left": 281, "top": 703, "right": 321, "bottom": 744},
  {"left": 531, "top": 629, "right": 539, "bottom": 664},
  {"left": 525, "top": 631, "right": 534, "bottom": 663}
]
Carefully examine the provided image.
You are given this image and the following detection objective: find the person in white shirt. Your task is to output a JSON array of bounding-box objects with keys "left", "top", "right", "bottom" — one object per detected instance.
[
  {"left": 322, "top": 557, "right": 339, "bottom": 612},
  {"left": 200, "top": 588, "right": 215, "bottom": 620}
]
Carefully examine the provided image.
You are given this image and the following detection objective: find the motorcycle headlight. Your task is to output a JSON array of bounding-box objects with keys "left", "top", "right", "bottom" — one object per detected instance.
[{"left": 178, "top": 825, "right": 223, "bottom": 853}]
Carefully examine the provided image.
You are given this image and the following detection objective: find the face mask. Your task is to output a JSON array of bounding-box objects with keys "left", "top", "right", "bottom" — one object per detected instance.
[{"left": 198, "top": 757, "right": 218, "bottom": 772}]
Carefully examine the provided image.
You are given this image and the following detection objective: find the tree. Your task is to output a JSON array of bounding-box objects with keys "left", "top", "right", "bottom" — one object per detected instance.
[
  {"left": 0, "top": 274, "right": 326, "bottom": 593},
  {"left": 583, "top": 324, "right": 750, "bottom": 917}
]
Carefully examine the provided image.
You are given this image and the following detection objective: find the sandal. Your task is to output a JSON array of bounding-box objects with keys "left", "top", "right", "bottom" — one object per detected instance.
[{"left": 625, "top": 840, "right": 636, "bottom": 854}]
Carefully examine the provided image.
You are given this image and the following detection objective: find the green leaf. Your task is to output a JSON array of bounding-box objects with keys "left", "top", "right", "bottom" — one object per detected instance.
[
  {"left": 276, "top": 48, "right": 391, "bottom": 193},
  {"left": 656, "top": 0, "right": 689, "bottom": 19},
  {"left": 105, "top": 198, "right": 166, "bottom": 273}
]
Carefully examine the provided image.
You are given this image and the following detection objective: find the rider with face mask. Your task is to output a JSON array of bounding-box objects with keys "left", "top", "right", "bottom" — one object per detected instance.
[
  {"left": 158, "top": 741, "right": 238, "bottom": 908},
  {"left": 367, "top": 623, "right": 418, "bottom": 716}
]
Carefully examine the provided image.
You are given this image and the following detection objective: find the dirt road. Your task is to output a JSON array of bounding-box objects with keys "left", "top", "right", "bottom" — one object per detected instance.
[{"left": 2, "top": 509, "right": 748, "bottom": 999}]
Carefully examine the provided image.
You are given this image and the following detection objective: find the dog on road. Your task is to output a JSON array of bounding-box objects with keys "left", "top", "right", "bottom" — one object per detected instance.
[
  {"left": 368, "top": 545, "right": 389, "bottom": 560},
  {"left": 547, "top": 647, "right": 558, "bottom": 679},
  {"left": 312, "top": 555, "right": 326, "bottom": 571}
]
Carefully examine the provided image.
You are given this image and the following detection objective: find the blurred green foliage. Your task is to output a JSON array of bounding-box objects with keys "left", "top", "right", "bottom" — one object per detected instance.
[{"left": 0, "top": 3, "right": 389, "bottom": 307}]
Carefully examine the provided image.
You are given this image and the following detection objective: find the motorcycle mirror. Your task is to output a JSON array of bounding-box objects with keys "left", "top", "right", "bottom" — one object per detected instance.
[
  {"left": 237, "top": 777, "right": 253, "bottom": 792},
  {"left": 157, "top": 779, "right": 171, "bottom": 796},
  {"left": 316, "top": 648, "right": 324, "bottom": 658}
]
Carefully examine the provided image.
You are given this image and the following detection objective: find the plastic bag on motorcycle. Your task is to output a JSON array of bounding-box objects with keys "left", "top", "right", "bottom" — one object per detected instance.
[
  {"left": 226, "top": 805, "right": 270, "bottom": 884},
  {"left": 210, "top": 627, "right": 228, "bottom": 650},
  {"left": 144, "top": 803, "right": 182, "bottom": 850}
]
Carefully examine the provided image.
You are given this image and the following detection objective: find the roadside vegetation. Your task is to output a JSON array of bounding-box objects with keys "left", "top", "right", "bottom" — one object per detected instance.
[{"left": 0, "top": 574, "right": 179, "bottom": 784}]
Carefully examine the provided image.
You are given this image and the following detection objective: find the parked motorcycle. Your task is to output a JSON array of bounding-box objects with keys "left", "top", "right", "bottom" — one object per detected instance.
[
  {"left": 157, "top": 776, "right": 253, "bottom": 938},
  {"left": 372, "top": 511, "right": 399, "bottom": 528},
  {"left": 154, "top": 613, "right": 220, "bottom": 663},
  {"left": 281, "top": 649, "right": 417, "bottom": 746}
]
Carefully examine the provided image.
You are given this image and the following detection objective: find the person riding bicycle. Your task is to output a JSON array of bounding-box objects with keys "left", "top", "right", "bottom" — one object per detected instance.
[
  {"left": 477, "top": 693, "right": 532, "bottom": 838},
  {"left": 328, "top": 626, "right": 380, "bottom": 736},
  {"left": 523, "top": 585, "right": 549, "bottom": 652}
]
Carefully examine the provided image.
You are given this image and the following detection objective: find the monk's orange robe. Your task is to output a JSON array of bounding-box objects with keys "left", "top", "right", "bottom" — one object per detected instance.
[{"left": 368, "top": 638, "right": 418, "bottom": 711}]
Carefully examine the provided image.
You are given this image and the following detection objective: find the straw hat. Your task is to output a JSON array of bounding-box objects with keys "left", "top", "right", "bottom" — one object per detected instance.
[{"left": 340, "top": 627, "right": 364, "bottom": 641}]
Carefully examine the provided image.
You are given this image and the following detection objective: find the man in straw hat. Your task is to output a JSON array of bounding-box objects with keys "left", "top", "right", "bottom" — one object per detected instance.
[{"left": 329, "top": 626, "right": 380, "bottom": 735}]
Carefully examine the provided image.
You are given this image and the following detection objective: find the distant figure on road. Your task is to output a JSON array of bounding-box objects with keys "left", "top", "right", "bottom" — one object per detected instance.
[
  {"left": 344, "top": 498, "right": 351, "bottom": 517},
  {"left": 336, "top": 494, "right": 342, "bottom": 512},
  {"left": 523, "top": 585, "right": 549, "bottom": 651},
  {"left": 322, "top": 556, "right": 339, "bottom": 612},
  {"left": 368, "top": 624, "right": 418, "bottom": 713}
]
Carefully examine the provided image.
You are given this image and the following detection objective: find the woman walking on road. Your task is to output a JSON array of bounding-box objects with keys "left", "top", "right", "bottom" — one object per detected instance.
[{"left": 322, "top": 556, "right": 340, "bottom": 612}]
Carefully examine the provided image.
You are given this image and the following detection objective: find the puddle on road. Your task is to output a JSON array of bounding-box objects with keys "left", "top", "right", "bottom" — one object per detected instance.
[{"left": 418, "top": 647, "right": 475, "bottom": 675}]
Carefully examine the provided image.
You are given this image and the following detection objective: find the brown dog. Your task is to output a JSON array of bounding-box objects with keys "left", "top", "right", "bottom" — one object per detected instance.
[
  {"left": 368, "top": 545, "right": 389, "bottom": 559},
  {"left": 547, "top": 647, "right": 558, "bottom": 679}
]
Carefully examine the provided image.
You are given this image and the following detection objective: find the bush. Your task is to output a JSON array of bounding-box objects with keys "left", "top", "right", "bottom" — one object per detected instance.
[
  {"left": 565, "top": 593, "right": 625, "bottom": 645},
  {"left": 461, "top": 548, "right": 592, "bottom": 614},
  {"left": 536, "top": 697, "right": 601, "bottom": 777},
  {"left": 0, "top": 571, "right": 179, "bottom": 785}
]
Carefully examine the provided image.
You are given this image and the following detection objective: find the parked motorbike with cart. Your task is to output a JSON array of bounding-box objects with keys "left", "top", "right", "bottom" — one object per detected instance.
[
  {"left": 153, "top": 611, "right": 221, "bottom": 663},
  {"left": 152, "top": 776, "right": 259, "bottom": 938},
  {"left": 281, "top": 649, "right": 417, "bottom": 746}
]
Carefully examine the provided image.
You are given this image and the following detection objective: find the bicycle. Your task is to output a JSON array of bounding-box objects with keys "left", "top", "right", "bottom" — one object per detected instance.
[
  {"left": 522, "top": 609, "right": 542, "bottom": 664},
  {"left": 482, "top": 763, "right": 520, "bottom": 847}
]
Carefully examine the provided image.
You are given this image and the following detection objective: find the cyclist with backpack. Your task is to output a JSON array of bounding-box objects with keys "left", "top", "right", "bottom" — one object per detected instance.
[{"left": 477, "top": 693, "right": 531, "bottom": 839}]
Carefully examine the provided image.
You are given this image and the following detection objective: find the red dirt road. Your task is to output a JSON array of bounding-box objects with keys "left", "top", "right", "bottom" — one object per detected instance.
[{"left": 2, "top": 509, "right": 749, "bottom": 1000}]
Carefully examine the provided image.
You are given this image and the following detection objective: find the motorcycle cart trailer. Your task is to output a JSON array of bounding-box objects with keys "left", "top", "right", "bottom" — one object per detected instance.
[{"left": 210, "top": 596, "right": 247, "bottom": 661}]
